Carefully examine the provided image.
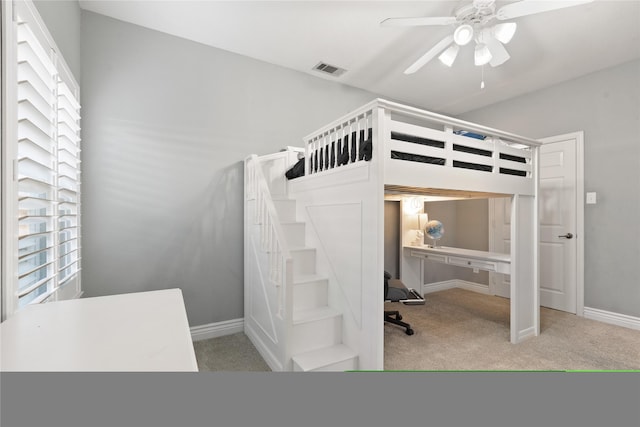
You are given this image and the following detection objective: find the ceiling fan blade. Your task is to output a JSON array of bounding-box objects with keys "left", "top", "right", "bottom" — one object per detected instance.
[
  {"left": 404, "top": 35, "right": 454, "bottom": 74},
  {"left": 381, "top": 16, "right": 457, "bottom": 27},
  {"left": 496, "top": 0, "right": 595, "bottom": 20}
]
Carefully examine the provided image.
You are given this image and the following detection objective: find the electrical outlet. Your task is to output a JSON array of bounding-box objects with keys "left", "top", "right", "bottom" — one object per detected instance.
[{"left": 586, "top": 192, "right": 597, "bottom": 204}]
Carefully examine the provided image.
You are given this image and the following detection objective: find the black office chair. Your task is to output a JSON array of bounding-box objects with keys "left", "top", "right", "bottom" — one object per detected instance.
[{"left": 384, "top": 271, "right": 423, "bottom": 336}]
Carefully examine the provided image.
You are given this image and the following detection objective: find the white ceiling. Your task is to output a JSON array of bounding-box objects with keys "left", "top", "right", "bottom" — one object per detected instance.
[{"left": 78, "top": 0, "right": 640, "bottom": 115}]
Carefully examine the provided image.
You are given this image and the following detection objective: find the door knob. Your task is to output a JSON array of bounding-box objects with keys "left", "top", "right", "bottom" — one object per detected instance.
[{"left": 558, "top": 233, "right": 573, "bottom": 239}]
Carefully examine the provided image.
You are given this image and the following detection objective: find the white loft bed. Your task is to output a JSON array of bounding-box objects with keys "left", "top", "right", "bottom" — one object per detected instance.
[{"left": 245, "top": 98, "right": 539, "bottom": 371}]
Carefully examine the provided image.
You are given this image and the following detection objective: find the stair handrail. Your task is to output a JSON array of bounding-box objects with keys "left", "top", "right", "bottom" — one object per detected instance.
[{"left": 246, "top": 154, "right": 292, "bottom": 318}]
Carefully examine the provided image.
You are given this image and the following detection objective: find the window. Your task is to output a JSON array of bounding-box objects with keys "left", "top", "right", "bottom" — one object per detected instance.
[{"left": 2, "top": 0, "right": 81, "bottom": 319}]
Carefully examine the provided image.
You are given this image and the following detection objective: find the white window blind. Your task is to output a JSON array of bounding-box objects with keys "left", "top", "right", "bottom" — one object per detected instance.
[
  {"left": 9, "top": 1, "right": 82, "bottom": 310},
  {"left": 56, "top": 80, "right": 81, "bottom": 287}
]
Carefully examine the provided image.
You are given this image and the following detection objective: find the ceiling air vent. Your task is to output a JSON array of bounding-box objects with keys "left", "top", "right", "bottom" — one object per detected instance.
[{"left": 312, "top": 62, "right": 347, "bottom": 77}]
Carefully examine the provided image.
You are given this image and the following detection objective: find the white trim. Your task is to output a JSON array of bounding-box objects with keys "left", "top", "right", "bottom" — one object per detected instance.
[
  {"left": 457, "top": 280, "right": 491, "bottom": 295},
  {"left": 575, "top": 132, "right": 585, "bottom": 317},
  {"left": 421, "top": 279, "right": 458, "bottom": 294},
  {"left": 517, "top": 326, "right": 537, "bottom": 341},
  {"left": 1, "top": 0, "right": 18, "bottom": 321},
  {"left": 583, "top": 307, "right": 640, "bottom": 331},
  {"left": 190, "top": 318, "right": 244, "bottom": 342},
  {"left": 421, "top": 279, "right": 490, "bottom": 295}
]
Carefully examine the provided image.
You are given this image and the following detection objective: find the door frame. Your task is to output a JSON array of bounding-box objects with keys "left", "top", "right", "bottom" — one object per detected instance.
[{"left": 489, "top": 131, "right": 585, "bottom": 316}]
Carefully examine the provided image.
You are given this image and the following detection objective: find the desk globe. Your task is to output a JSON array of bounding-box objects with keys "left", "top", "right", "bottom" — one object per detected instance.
[{"left": 425, "top": 220, "right": 444, "bottom": 248}]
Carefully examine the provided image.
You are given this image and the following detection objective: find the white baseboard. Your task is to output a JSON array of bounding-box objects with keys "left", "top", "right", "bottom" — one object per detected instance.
[
  {"left": 190, "top": 318, "right": 244, "bottom": 342},
  {"left": 583, "top": 307, "right": 640, "bottom": 331},
  {"left": 457, "top": 280, "right": 491, "bottom": 295},
  {"left": 421, "top": 279, "right": 490, "bottom": 295},
  {"left": 516, "top": 326, "right": 537, "bottom": 342},
  {"left": 421, "top": 279, "right": 458, "bottom": 294}
]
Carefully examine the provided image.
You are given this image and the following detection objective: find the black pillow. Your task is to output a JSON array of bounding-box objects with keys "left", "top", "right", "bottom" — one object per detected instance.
[
  {"left": 285, "top": 158, "right": 305, "bottom": 180},
  {"left": 358, "top": 128, "right": 373, "bottom": 161}
]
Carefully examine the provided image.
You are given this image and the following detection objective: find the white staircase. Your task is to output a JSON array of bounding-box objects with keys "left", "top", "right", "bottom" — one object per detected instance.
[
  {"left": 244, "top": 153, "right": 358, "bottom": 371},
  {"left": 277, "top": 197, "right": 358, "bottom": 371}
]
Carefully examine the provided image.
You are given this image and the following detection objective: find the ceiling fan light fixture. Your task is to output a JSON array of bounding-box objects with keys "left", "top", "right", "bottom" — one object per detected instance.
[
  {"left": 453, "top": 24, "right": 474, "bottom": 46},
  {"left": 474, "top": 43, "right": 492, "bottom": 66},
  {"left": 492, "top": 22, "right": 517, "bottom": 44},
  {"left": 383, "top": 0, "right": 596, "bottom": 75},
  {"left": 486, "top": 38, "right": 510, "bottom": 67},
  {"left": 438, "top": 44, "right": 460, "bottom": 67}
]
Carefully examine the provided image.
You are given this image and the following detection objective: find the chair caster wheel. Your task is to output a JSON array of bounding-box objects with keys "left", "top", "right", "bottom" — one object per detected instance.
[{"left": 406, "top": 329, "right": 414, "bottom": 336}]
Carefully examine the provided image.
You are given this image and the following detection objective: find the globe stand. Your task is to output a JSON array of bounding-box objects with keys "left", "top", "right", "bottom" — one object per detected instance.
[{"left": 429, "top": 237, "right": 441, "bottom": 248}]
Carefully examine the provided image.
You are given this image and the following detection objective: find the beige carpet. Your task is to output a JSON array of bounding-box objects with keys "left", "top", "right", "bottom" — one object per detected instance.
[
  {"left": 193, "top": 288, "right": 640, "bottom": 371},
  {"left": 193, "top": 332, "right": 271, "bottom": 371},
  {"left": 384, "top": 288, "right": 640, "bottom": 371}
]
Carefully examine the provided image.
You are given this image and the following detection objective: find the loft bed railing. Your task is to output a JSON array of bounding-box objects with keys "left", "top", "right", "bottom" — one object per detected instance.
[
  {"left": 301, "top": 99, "right": 540, "bottom": 194},
  {"left": 387, "top": 119, "right": 534, "bottom": 180},
  {"left": 305, "top": 105, "right": 374, "bottom": 175}
]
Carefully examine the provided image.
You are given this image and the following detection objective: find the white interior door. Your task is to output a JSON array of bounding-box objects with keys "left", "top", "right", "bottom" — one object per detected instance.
[
  {"left": 538, "top": 136, "right": 577, "bottom": 313},
  {"left": 490, "top": 133, "right": 583, "bottom": 314}
]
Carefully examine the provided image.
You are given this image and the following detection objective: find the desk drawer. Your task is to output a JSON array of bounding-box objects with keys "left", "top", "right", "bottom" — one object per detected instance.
[
  {"left": 410, "top": 251, "right": 448, "bottom": 263},
  {"left": 448, "top": 256, "right": 497, "bottom": 272}
]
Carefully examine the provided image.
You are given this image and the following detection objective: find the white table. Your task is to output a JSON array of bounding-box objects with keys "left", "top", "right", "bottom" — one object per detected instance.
[{"left": 0, "top": 289, "right": 198, "bottom": 371}]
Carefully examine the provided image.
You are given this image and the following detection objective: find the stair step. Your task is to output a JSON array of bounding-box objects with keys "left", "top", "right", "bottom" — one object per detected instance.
[
  {"left": 293, "top": 306, "right": 339, "bottom": 325},
  {"left": 292, "top": 344, "right": 358, "bottom": 372},
  {"left": 291, "top": 308, "right": 342, "bottom": 355},
  {"left": 290, "top": 246, "right": 313, "bottom": 251},
  {"left": 290, "top": 247, "right": 316, "bottom": 275},
  {"left": 281, "top": 222, "right": 305, "bottom": 247},
  {"left": 293, "top": 273, "right": 327, "bottom": 284},
  {"left": 293, "top": 275, "right": 328, "bottom": 312},
  {"left": 272, "top": 198, "right": 297, "bottom": 222}
]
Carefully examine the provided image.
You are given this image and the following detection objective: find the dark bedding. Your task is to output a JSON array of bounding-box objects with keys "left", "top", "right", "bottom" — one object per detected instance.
[{"left": 285, "top": 128, "right": 373, "bottom": 180}]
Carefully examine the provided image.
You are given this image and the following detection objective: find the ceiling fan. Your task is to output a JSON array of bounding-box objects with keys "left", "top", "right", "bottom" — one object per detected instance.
[{"left": 381, "top": 0, "right": 595, "bottom": 74}]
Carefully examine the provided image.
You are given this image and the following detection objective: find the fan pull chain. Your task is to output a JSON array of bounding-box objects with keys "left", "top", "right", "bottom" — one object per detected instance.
[{"left": 480, "top": 65, "right": 485, "bottom": 89}]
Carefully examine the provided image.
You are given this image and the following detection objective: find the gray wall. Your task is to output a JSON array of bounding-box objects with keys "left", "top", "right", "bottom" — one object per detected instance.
[
  {"left": 80, "top": 11, "right": 378, "bottom": 326},
  {"left": 34, "top": 0, "right": 81, "bottom": 81},
  {"left": 455, "top": 199, "right": 489, "bottom": 284},
  {"left": 460, "top": 60, "right": 640, "bottom": 317},
  {"left": 422, "top": 199, "right": 489, "bottom": 285}
]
